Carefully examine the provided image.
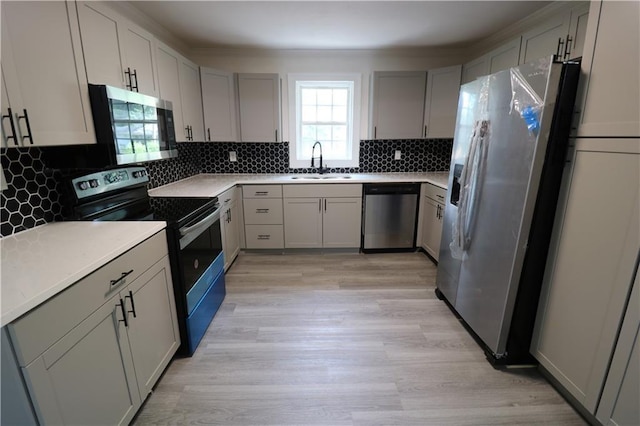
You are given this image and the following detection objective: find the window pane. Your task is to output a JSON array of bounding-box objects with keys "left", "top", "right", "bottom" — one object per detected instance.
[
  {"left": 317, "top": 106, "right": 332, "bottom": 122},
  {"left": 302, "top": 105, "right": 316, "bottom": 122},
  {"left": 317, "top": 89, "right": 332, "bottom": 105},
  {"left": 333, "top": 125, "right": 347, "bottom": 142},
  {"left": 333, "top": 89, "right": 348, "bottom": 106},
  {"left": 301, "top": 124, "right": 316, "bottom": 140},
  {"left": 332, "top": 106, "right": 347, "bottom": 122},
  {"left": 316, "top": 125, "right": 331, "bottom": 141},
  {"left": 301, "top": 88, "right": 316, "bottom": 105}
]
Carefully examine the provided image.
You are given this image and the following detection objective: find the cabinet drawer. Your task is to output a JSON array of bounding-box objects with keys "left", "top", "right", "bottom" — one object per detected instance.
[
  {"left": 242, "top": 185, "right": 282, "bottom": 198},
  {"left": 245, "top": 225, "right": 284, "bottom": 249},
  {"left": 283, "top": 184, "right": 363, "bottom": 198},
  {"left": 243, "top": 199, "right": 283, "bottom": 224},
  {"left": 219, "top": 186, "right": 239, "bottom": 208},
  {"left": 8, "top": 231, "right": 168, "bottom": 366},
  {"left": 423, "top": 183, "right": 446, "bottom": 202}
]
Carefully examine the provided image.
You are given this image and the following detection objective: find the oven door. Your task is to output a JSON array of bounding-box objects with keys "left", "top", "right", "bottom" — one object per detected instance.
[{"left": 178, "top": 204, "right": 224, "bottom": 315}]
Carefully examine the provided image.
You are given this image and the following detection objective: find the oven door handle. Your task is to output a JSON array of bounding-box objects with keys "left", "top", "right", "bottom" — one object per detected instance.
[{"left": 179, "top": 204, "right": 222, "bottom": 249}]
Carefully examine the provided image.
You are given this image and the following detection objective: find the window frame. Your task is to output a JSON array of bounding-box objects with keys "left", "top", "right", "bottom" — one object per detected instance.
[{"left": 287, "top": 73, "right": 361, "bottom": 169}]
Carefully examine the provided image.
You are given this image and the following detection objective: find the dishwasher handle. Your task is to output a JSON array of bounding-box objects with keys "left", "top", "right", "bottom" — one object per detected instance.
[{"left": 363, "top": 183, "right": 420, "bottom": 195}]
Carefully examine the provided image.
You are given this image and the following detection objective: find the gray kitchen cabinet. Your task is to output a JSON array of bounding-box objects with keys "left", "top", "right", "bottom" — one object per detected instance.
[
  {"left": 461, "top": 55, "right": 490, "bottom": 85},
  {"left": 283, "top": 184, "right": 362, "bottom": 249},
  {"left": 242, "top": 185, "right": 284, "bottom": 249},
  {"left": 76, "top": 1, "right": 159, "bottom": 97},
  {"left": 419, "top": 183, "right": 445, "bottom": 261},
  {"left": 0, "top": 1, "right": 96, "bottom": 146},
  {"left": 461, "top": 37, "right": 520, "bottom": 84},
  {"left": 423, "top": 65, "right": 462, "bottom": 139},
  {"left": 201, "top": 67, "right": 239, "bottom": 142},
  {"left": 1, "top": 328, "right": 37, "bottom": 425},
  {"left": 156, "top": 42, "right": 186, "bottom": 141},
  {"left": 369, "top": 71, "right": 426, "bottom": 139},
  {"left": 7, "top": 231, "right": 179, "bottom": 425},
  {"left": 220, "top": 186, "right": 242, "bottom": 270},
  {"left": 179, "top": 57, "right": 205, "bottom": 142},
  {"left": 596, "top": 271, "right": 639, "bottom": 425},
  {"left": 237, "top": 73, "right": 281, "bottom": 142},
  {"left": 574, "top": 0, "right": 639, "bottom": 138},
  {"left": 519, "top": 3, "right": 589, "bottom": 64},
  {"left": 531, "top": 139, "right": 639, "bottom": 414}
]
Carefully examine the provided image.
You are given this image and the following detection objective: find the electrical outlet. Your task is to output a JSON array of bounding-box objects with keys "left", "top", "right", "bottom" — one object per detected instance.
[
  {"left": 229, "top": 151, "right": 237, "bottom": 162},
  {"left": 394, "top": 150, "right": 402, "bottom": 160}
]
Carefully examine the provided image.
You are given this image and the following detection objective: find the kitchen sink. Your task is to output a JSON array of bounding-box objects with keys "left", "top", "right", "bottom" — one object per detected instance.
[{"left": 289, "top": 175, "right": 353, "bottom": 180}]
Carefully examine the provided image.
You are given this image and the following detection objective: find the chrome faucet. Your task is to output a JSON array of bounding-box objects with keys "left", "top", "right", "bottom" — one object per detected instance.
[{"left": 311, "top": 141, "right": 327, "bottom": 174}]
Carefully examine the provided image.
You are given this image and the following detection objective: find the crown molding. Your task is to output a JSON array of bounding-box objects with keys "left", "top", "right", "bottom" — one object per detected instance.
[{"left": 188, "top": 46, "right": 468, "bottom": 59}]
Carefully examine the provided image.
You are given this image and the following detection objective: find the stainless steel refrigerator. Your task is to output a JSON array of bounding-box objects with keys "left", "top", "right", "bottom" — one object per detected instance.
[{"left": 436, "top": 56, "right": 580, "bottom": 365}]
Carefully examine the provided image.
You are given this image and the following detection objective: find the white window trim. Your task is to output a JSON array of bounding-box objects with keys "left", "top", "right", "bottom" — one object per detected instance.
[{"left": 288, "top": 73, "right": 361, "bottom": 169}]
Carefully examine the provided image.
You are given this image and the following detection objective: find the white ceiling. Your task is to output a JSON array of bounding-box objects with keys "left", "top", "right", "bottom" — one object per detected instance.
[{"left": 129, "top": 1, "right": 552, "bottom": 50}]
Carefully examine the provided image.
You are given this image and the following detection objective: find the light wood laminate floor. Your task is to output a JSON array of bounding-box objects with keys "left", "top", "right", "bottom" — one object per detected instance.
[{"left": 134, "top": 252, "right": 585, "bottom": 425}]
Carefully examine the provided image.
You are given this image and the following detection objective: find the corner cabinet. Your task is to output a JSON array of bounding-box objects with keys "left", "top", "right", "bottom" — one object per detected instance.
[
  {"left": 7, "top": 231, "right": 180, "bottom": 425},
  {"left": 76, "top": 1, "right": 159, "bottom": 97},
  {"left": 369, "top": 71, "right": 426, "bottom": 140},
  {"left": 237, "top": 73, "right": 281, "bottom": 142},
  {"left": 531, "top": 139, "right": 639, "bottom": 415},
  {"left": 220, "top": 186, "right": 242, "bottom": 271},
  {"left": 0, "top": 1, "right": 95, "bottom": 147},
  {"left": 283, "top": 184, "right": 362, "bottom": 249},
  {"left": 201, "top": 68, "right": 239, "bottom": 142}
]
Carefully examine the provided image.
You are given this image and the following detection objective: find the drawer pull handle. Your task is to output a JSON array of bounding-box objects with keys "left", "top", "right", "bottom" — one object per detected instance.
[
  {"left": 255, "top": 191, "right": 268, "bottom": 195},
  {"left": 257, "top": 235, "right": 271, "bottom": 240},
  {"left": 116, "top": 298, "right": 128, "bottom": 327},
  {"left": 110, "top": 269, "right": 134, "bottom": 287},
  {"left": 436, "top": 194, "right": 444, "bottom": 200},
  {"left": 125, "top": 290, "right": 137, "bottom": 318},
  {"left": 256, "top": 208, "right": 269, "bottom": 213}
]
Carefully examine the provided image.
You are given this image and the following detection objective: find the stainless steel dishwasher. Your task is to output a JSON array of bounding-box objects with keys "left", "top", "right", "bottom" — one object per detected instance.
[{"left": 362, "top": 183, "right": 420, "bottom": 252}]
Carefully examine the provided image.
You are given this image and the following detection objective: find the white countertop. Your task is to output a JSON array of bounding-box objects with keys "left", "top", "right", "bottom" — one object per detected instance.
[
  {"left": 149, "top": 172, "right": 449, "bottom": 198},
  {"left": 1, "top": 221, "right": 166, "bottom": 326}
]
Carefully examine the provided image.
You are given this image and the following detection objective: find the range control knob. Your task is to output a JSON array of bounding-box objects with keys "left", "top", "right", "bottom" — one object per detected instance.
[
  {"left": 77, "top": 181, "right": 89, "bottom": 190},
  {"left": 89, "top": 179, "right": 99, "bottom": 188}
]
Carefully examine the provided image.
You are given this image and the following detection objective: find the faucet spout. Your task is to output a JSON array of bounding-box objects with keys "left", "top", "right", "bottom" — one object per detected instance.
[{"left": 311, "top": 141, "right": 326, "bottom": 173}]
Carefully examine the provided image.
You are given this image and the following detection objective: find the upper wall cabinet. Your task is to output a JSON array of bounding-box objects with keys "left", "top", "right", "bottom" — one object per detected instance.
[
  {"left": 156, "top": 43, "right": 185, "bottom": 141},
  {"left": 423, "top": 65, "right": 462, "bottom": 139},
  {"left": 200, "top": 68, "right": 238, "bottom": 142},
  {"left": 461, "top": 37, "right": 521, "bottom": 84},
  {"left": 519, "top": 3, "right": 590, "bottom": 64},
  {"left": 237, "top": 73, "right": 281, "bottom": 142},
  {"left": 574, "top": 0, "right": 639, "bottom": 138},
  {"left": 178, "top": 58, "right": 205, "bottom": 142},
  {"left": 76, "top": 1, "right": 159, "bottom": 97},
  {"left": 1, "top": 1, "right": 95, "bottom": 147},
  {"left": 369, "top": 71, "right": 426, "bottom": 140},
  {"left": 461, "top": 56, "right": 490, "bottom": 85}
]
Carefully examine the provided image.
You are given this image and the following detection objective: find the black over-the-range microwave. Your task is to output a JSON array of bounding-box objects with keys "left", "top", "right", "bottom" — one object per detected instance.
[{"left": 42, "top": 84, "right": 178, "bottom": 170}]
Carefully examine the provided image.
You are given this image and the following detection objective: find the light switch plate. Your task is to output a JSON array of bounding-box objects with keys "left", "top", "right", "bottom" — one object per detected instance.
[
  {"left": 394, "top": 150, "right": 402, "bottom": 160},
  {"left": 229, "top": 151, "right": 237, "bottom": 162}
]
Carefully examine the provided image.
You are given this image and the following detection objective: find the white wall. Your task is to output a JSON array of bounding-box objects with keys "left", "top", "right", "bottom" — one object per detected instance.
[{"left": 191, "top": 47, "right": 467, "bottom": 140}]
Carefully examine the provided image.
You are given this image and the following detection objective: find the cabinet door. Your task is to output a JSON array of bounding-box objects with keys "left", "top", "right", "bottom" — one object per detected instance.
[
  {"left": 575, "top": 0, "right": 640, "bottom": 137},
  {"left": 125, "top": 256, "right": 180, "bottom": 399},
  {"left": 461, "top": 55, "right": 489, "bottom": 84},
  {"left": 370, "top": 71, "right": 426, "bottom": 139},
  {"left": 237, "top": 73, "right": 281, "bottom": 142},
  {"left": 76, "top": 1, "right": 126, "bottom": 89},
  {"left": 421, "top": 197, "right": 441, "bottom": 260},
  {"left": 22, "top": 296, "right": 140, "bottom": 425},
  {"left": 156, "top": 43, "right": 185, "bottom": 141},
  {"left": 323, "top": 197, "right": 362, "bottom": 248},
  {"left": 179, "top": 58, "right": 205, "bottom": 142},
  {"left": 423, "top": 65, "right": 462, "bottom": 139},
  {"left": 519, "top": 15, "right": 568, "bottom": 65},
  {"left": 487, "top": 37, "right": 522, "bottom": 74},
  {"left": 222, "top": 201, "right": 241, "bottom": 271},
  {"left": 1, "top": 1, "right": 95, "bottom": 146},
  {"left": 596, "top": 272, "right": 639, "bottom": 425},
  {"left": 120, "top": 24, "right": 158, "bottom": 97},
  {"left": 566, "top": 3, "right": 590, "bottom": 60},
  {"left": 1, "top": 70, "right": 18, "bottom": 148},
  {"left": 201, "top": 68, "right": 238, "bottom": 142},
  {"left": 531, "top": 139, "right": 639, "bottom": 412},
  {"left": 284, "top": 198, "right": 323, "bottom": 248}
]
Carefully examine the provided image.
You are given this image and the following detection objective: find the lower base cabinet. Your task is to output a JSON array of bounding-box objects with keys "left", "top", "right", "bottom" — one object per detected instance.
[
  {"left": 419, "top": 183, "right": 445, "bottom": 260},
  {"left": 8, "top": 231, "right": 180, "bottom": 425}
]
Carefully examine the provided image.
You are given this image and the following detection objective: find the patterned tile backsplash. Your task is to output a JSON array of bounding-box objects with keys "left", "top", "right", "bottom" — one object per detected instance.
[{"left": 1, "top": 139, "right": 451, "bottom": 237}]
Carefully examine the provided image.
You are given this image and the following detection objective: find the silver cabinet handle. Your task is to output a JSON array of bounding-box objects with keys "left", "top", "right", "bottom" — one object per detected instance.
[
  {"left": 256, "top": 208, "right": 269, "bottom": 213},
  {"left": 257, "top": 234, "right": 271, "bottom": 240}
]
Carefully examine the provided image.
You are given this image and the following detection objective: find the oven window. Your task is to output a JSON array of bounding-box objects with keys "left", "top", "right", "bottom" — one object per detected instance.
[{"left": 179, "top": 220, "right": 223, "bottom": 294}]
